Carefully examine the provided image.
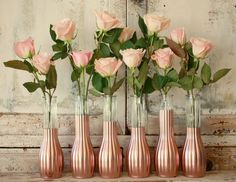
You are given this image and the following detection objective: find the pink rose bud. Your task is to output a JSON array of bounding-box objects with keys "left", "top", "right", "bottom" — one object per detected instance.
[
  {"left": 71, "top": 50, "right": 93, "bottom": 68},
  {"left": 95, "top": 57, "right": 122, "bottom": 77},
  {"left": 170, "top": 27, "right": 186, "bottom": 46},
  {"left": 95, "top": 11, "right": 122, "bottom": 31},
  {"left": 143, "top": 13, "right": 170, "bottom": 34},
  {"left": 52, "top": 18, "right": 76, "bottom": 41},
  {"left": 151, "top": 48, "right": 174, "bottom": 69},
  {"left": 32, "top": 52, "right": 52, "bottom": 74},
  {"left": 120, "top": 48, "right": 146, "bottom": 68},
  {"left": 118, "top": 27, "right": 135, "bottom": 43},
  {"left": 190, "top": 37, "right": 213, "bottom": 59},
  {"left": 14, "top": 37, "right": 35, "bottom": 59}
]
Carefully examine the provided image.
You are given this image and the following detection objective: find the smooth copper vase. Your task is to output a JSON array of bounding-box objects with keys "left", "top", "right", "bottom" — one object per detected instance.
[
  {"left": 155, "top": 109, "right": 179, "bottom": 177},
  {"left": 182, "top": 128, "right": 206, "bottom": 177},
  {"left": 39, "top": 128, "right": 64, "bottom": 179},
  {"left": 126, "top": 127, "right": 150, "bottom": 178},
  {"left": 99, "top": 121, "right": 122, "bottom": 178},
  {"left": 71, "top": 115, "right": 94, "bottom": 178}
]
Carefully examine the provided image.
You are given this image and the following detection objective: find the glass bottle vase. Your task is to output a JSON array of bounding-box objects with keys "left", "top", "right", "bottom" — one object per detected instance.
[
  {"left": 39, "top": 96, "right": 64, "bottom": 179},
  {"left": 126, "top": 95, "right": 150, "bottom": 178},
  {"left": 155, "top": 95, "right": 179, "bottom": 177},
  {"left": 71, "top": 96, "right": 95, "bottom": 178},
  {"left": 98, "top": 95, "right": 122, "bottom": 178},
  {"left": 182, "top": 94, "right": 206, "bottom": 177}
]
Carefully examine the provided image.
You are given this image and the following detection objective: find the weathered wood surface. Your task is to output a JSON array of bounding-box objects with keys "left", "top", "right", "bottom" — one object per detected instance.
[{"left": 1, "top": 171, "right": 236, "bottom": 182}]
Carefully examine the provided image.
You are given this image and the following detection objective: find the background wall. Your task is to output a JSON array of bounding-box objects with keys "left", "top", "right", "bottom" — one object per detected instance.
[{"left": 0, "top": 0, "right": 235, "bottom": 173}]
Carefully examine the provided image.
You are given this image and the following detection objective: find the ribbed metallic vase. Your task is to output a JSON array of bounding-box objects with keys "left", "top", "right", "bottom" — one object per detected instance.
[
  {"left": 39, "top": 128, "right": 64, "bottom": 179},
  {"left": 71, "top": 115, "right": 94, "bottom": 178},
  {"left": 98, "top": 121, "right": 122, "bottom": 178},
  {"left": 126, "top": 127, "right": 150, "bottom": 178},
  {"left": 155, "top": 109, "right": 179, "bottom": 177}
]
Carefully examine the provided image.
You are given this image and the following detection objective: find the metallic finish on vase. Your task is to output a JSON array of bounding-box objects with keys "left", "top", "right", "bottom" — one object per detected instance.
[
  {"left": 182, "top": 128, "right": 206, "bottom": 177},
  {"left": 99, "top": 121, "right": 122, "bottom": 178},
  {"left": 39, "top": 128, "right": 64, "bottom": 179},
  {"left": 155, "top": 109, "right": 179, "bottom": 177},
  {"left": 71, "top": 115, "right": 95, "bottom": 178},
  {"left": 126, "top": 127, "right": 150, "bottom": 178}
]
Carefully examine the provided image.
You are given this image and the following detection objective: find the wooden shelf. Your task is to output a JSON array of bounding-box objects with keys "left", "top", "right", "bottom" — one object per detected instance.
[{"left": 0, "top": 171, "right": 235, "bottom": 182}]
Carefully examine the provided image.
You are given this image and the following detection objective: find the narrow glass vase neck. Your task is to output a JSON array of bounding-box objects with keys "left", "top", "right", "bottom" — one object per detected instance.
[
  {"left": 43, "top": 96, "right": 58, "bottom": 129},
  {"left": 103, "top": 95, "right": 117, "bottom": 123},
  {"left": 131, "top": 95, "right": 147, "bottom": 128},
  {"left": 76, "top": 95, "right": 88, "bottom": 115},
  {"left": 161, "top": 94, "right": 173, "bottom": 111}
]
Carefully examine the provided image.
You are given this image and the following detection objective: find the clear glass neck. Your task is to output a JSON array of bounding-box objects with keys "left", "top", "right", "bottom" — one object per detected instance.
[
  {"left": 75, "top": 95, "right": 88, "bottom": 115},
  {"left": 43, "top": 95, "right": 58, "bottom": 129},
  {"left": 103, "top": 95, "right": 117, "bottom": 122},
  {"left": 160, "top": 94, "right": 173, "bottom": 110},
  {"left": 131, "top": 95, "right": 147, "bottom": 128},
  {"left": 186, "top": 94, "right": 201, "bottom": 128}
]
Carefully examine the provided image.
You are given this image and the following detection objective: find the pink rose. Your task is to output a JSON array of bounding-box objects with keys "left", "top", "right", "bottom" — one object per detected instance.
[
  {"left": 120, "top": 48, "right": 145, "bottom": 68},
  {"left": 190, "top": 37, "right": 213, "bottom": 59},
  {"left": 52, "top": 18, "right": 76, "bottom": 41},
  {"left": 170, "top": 27, "right": 186, "bottom": 46},
  {"left": 151, "top": 48, "right": 174, "bottom": 69},
  {"left": 143, "top": 13, "right": 170, "bottom": 34},
  {"left": 95, "top": 11, "right": 122, "bottom": 31},
  {"left": 14, "top": 37, "right": 35, "bottom": 59},
  {"left": 71, "top": 50, "right": 93, "bottom": 68},
  {"left": 118, "top": 27, "right": 135, "bottom": 43},
  {"left": 32, "top": 52, "right": 52, "bottom": 74},
  {"left": 95, "top": 57, "right": 122, "bottom": 77}
]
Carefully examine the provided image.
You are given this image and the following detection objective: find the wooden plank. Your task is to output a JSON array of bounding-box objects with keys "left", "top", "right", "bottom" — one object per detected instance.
[{"left": 0, "top": 147, "right": 235, "bottom": 173}]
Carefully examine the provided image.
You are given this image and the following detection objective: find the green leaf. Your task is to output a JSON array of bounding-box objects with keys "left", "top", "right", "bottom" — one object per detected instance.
[
  {"left": 152, "top": 74, "right": 169, "bottom": 90},
  {"left": 103, "top": 28, "right": 123, "bottom": 44},
  {"left": 167, "top": 69, "right": 178, "bottom": 81},
  {"left": 46, "top": 65, "right": 57, "bottom": 89},
  {"left": 179, "top": 76, "right": 193, "bottom": 90},
  {"left": 4, "top": 60, "right": 30, "bottom": 72},
  {"left": 111, "top": 77, "right": 125, "bottom": 94},
  {"left": 165, "top": 37, "right": 186, "bottom": 58},
  {"left": 103, "top": 87, "right": 112, "bottom": 95},
  {"left": 98, "top": 43, "right": 110, "bottom": 58},
  {"left": 138, "top": 15, "right": 147, "bottom": 36},
  {"left": 166, "top": 82, "right": 181, "bottom": 87},
  {"left": 179, "top": 67, "right": 186, "bottom": 79},
  {"left": 212, "top": 68, "right": 231, "bottom": 83},
  {"left": 143, "top": 76, "right": 155, "bottom": 94},
  {"left": 52, "top": 42, "right": 67, "bottom": 52},
  {"left": 193, "top": 76, "right": 203, "bottom": 89},
  {"left": 92, "top": 73, "right": 108, "bottom": 92},
  {"left": 89, "top": 89, "right": 103, "bottom": 97},
  {"left": 49, "top": 24, "right": 64, "bottom": 44},
  {"left": 153, "top": 39, "right": 164, "bottom": 50},
  {"left": 23, "top": 60, "right": 34, "bottom": 73},
  {"left": 135, "top": 37, "right": 147, "bottom": 49},
  {"left": 52, "top": 51, "right": 68, "bottom": 60},
  {"left": 23, "top": 82, "right": 40, "bottom": 93},
  {"left": 134, "top": 78, "right": 142, "bottom": 89},
  {"left": 201, "top": 63, "right": 211, "bottom": 84},
  {"left": 121, "top": 40, "right": 135, "bottom": 50},
  {"left": 71, "top": 69, "right": 81, "bottom": 82},
  {"left": 130, "top": 32, "right": 137, "bottom": 43},
  {"left": 138, "top": 61, "right": 148, "bottom": 86},
  {"left": 110, "top": 41, "right": 121, "bottom": 58}
]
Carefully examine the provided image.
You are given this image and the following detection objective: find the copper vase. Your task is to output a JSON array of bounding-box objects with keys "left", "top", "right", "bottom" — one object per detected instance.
[
  {"left": 71, "top": 115, "right": 95, "bottom": 178},
  {"left": 155, "top": 96, "right": 179, "bottom": 177},
  {"left": 182, "top": 95, "right": 206, "bottom": 177},
  {"left": 99, "top": 96, "right": 122, "bottom": 178},
  {"left": 126, "top": 95, "right": 150, "bottom": 178},
  {"left": 39, "top": 96, "right": 64, "bottom": 179}
]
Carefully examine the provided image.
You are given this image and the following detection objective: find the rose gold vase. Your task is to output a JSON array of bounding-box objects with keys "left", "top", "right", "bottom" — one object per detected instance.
[
  {"left": 126, "top": 95, "right": 150, "bottom": 178},
  {"left": 39, "top": 96, "right": 64, "bottom": 179},
  {"left": 71, "top": 115, "right": 95, "bottom": 178},
  {"left": 182, "top": 95, "right": 206, "bottom": 177},
  {"left": 98, "top": 96, "right": 122, "bottom": 178},
  {"left": 155, "top": 96, "right": 179, "bottom": 177}
]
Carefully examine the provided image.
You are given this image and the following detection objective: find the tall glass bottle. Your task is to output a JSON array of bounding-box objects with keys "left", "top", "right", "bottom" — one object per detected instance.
[
  {"left": 126, "top": 95, "right": 150, "bottom": 178},
  {"left": 98, "top": 95, "right": 122, "bottom": 178},
  {"left": 71, "top": 96, "right": 95, "bottom": 178},
  {"left": 155, "top": 95, "right": 179, "bottom": 177},
  {"left": 182, "top": 94, "right": 206, "bottom": 177},
  {"left": 39, "top": 96, "right": 64, "bottom": 179}
]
